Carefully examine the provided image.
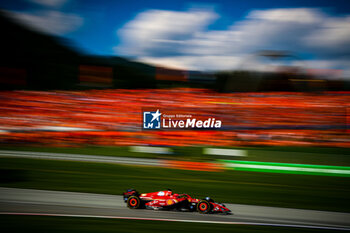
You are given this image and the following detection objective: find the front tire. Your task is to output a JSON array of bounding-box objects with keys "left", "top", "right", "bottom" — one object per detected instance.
[
  {"left": 127, "top": 196, "right": 141, "bottom": 209},
  {"left": 197, "top": 200, "right": 212, "bottom": 214}
]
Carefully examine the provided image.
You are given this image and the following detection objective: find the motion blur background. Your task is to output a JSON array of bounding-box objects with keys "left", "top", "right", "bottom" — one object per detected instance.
[
  {"left": 0, "top": 0, "right": 349, "bottom": 147},
  {"left": 0, "top": 0, "right": 350, "bottom": 232}
]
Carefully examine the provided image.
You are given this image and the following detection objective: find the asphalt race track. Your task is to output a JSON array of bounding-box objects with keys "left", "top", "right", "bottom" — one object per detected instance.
[{"left": 0, "top": 187, "right": 349, "bottom": 231}]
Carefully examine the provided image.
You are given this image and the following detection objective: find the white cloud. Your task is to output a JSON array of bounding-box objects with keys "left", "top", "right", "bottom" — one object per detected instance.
[
  {"left": 115, "top": 8, "right": 350, "bottom": 73},
  {"left": 138, "top": 55, "right": 243, "bottom": 71},
  {"left": 304, "top": 17, "right": 350, "bottom": 54},
  {"left": 114, "top": 9, "right": 217, "bottom": 57},
  {"left": 3, "top": 10, "right": 83, "bottom": 36},
  {"left": 247, "top": 8, "right": 322, "bottom": 24},
  {"left": 28, "top": 0, "right": 68, "bottom": 8}
]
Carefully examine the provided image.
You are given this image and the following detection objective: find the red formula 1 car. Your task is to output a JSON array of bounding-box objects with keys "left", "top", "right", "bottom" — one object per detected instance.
[{"left": 123, "top": 189, "right": 231, "bottom": 214}]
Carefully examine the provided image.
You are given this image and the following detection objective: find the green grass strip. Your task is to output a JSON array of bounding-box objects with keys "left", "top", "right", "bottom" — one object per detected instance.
[
  {"left": 220, "top": 160, "right": 350, "bottom": 177},
  {"left": 1, "top": 157, "right": 350, "bottom": 212}
]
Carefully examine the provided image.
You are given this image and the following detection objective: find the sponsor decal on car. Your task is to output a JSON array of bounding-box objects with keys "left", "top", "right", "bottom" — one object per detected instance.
[{"left": 167, "top": 199, "right": 174, "bottom": 205}]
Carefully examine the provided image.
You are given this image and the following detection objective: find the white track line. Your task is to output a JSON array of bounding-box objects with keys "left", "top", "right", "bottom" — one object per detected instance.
[{"left": 1, "top": 212, "right": 349, "bottom": 231}]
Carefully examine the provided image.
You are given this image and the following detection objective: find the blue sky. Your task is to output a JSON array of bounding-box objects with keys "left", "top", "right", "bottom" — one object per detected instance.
[{"left": 1, "top": 0, "right": 350, "bottom": 73}]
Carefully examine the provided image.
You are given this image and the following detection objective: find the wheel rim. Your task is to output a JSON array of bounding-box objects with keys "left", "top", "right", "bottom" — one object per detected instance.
[
  {"left": 129, "top": 198, "right": 138, "bottom": 207},
  {"left": 199, "top": 203, "right": 208, "bottom": 211}
]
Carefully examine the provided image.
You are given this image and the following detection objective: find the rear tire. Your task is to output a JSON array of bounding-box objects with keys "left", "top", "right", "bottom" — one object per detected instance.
[
  {"left": 197, "top": 200, "right": 212, "bottom": 214},
  {"left": 127, "top": 196, "right": 141, "bottom": 209}
]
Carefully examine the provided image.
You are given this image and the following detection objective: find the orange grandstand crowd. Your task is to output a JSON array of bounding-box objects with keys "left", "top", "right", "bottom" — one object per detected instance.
[{"left": 0, "top": 88, "right": 349, "bottom": 147}]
